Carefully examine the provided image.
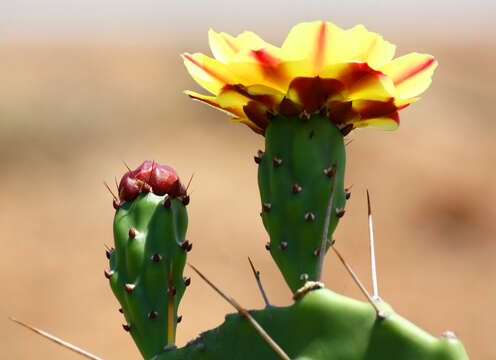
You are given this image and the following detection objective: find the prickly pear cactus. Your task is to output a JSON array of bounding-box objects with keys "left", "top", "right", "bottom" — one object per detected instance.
[
  {"left": 158, "top": 288, "right": 468, "bottom": 360},
  {"left": 258, "top": 113, "right": 347, "bottom": 292},
  {"left": 106, "top": 161, "right": 191, "bottom": 359}
]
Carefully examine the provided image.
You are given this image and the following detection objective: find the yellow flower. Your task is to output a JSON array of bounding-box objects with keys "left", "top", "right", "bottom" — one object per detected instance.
[{"left": 183, "top": 21, "right": 438, "bottom": 135}]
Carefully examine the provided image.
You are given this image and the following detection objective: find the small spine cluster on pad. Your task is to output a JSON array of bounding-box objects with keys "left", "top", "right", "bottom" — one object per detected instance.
[{"left": 105, "top": 161, "right": 190, "bottom": 360}]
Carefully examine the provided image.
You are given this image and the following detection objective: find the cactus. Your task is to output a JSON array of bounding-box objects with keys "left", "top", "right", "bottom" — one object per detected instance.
[
  {"left": 258, "top": 113, "right": 346, "bottom": 292},
  {"left": 107, "top": 161, "right": 190, "bottom": 360},
  {"left": 157, "top": 288, "right": 468, "bottom": 360},
  {"left": 11, "top": 21, "right": 470, "bottom": 360}
]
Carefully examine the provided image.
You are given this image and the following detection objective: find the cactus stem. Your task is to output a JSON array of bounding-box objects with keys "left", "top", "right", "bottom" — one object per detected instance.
[
  {"left": 128, "top": 227, "right": 137, "bottom": 239},
  {"left": 309, "top": 130, "right": 315, "bottom": 139},
  {"left": 263, "top": 203, "right": 272, "bottom": 212},
  {"left": 167, "top": 263, "right": 175, "bottom": 345},
  {"left": 336, "top": 208, "right": 345, "bottom": 218},
  {"left": 123, "top": 323, "right": 131, "bottom": 332},
  {"left": 317, "top": 172, "right": 336, "bottom": 281},
  {"left": 125, "top": 283, "right": 136, "bottom": 293},
  {"left": 367, "top": 189, "right": 380, "bottom": 300},
  {"left": 248, "top": 257, "right": 271, "bottom": 308},
  {"left": 148, "top": 311, "right": 158, "bottom": 319},
  {"left": 9, "top": 316, "right": 104, "bottom": 360},
  {"left": 280, "top": 241, "right": 288, "bottom": 250},
  {"left": 273, "top": 156, "right": 283, "bottom": 168},
  {"left": 104, "top": 269, "right": 114, "bottom": 279},
  {"left": 304, "top": 212, "right": 315, "bottom": 222},
  {"left": 188, "top": 264, "right": 292, "bottom": 360},
  {"left": 292, "top": 184, "right": 302, "bottom": 194},
  {"left": 331, "top": 245, "right": 386, "bottom": 319}
]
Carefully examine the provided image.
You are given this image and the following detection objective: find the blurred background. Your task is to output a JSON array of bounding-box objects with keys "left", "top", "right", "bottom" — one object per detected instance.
[{"left": 1, "top": 1, "right": 495, "bottom": 358}]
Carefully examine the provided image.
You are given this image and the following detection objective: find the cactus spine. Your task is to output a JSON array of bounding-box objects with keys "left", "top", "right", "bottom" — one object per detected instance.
[
  {"left": 258, "top": 113, "right": 347, "bottom": 292},
  {"left": 107, "top": 161, "right": 190, "bottom": 359}
]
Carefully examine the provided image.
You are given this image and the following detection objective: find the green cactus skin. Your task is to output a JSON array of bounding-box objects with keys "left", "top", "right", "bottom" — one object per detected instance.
[
  {"left": 258, "top": 113, "right": 347, "bottom": 292},
  {"left": 157, "top": 288, "right": 468, "bottom": 360},
  {"left": 108, "top": 192, "right": 189, "bottom": 360}
]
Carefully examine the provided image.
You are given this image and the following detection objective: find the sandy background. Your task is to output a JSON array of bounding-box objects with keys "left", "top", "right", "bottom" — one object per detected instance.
[{"left": 1, "top": 7, "right": 495, "bottom": 359}]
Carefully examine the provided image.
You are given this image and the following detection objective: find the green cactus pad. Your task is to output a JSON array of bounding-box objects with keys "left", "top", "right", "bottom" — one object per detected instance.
[
  {"left": 157, "top": 288, "right": 468, "bottom": 360},
  {"left": 258, "top": 114, "right": 347, "bottom": 292},
  {"left": 108, "top": 192, "right": 189, "bottom": 359}
]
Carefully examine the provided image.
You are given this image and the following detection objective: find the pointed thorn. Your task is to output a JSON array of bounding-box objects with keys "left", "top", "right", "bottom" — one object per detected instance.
[
  {"left": 187, "top": 264, "right": 291, "bottom": 360},
  {"left": 185, "top": 173, "right": 195, "bottom": 193},
  {"left": 125, "top": 283, "right": 136, "bottom": 293},
  {"left": 265, "top": 242, "right": 271, "bottom": 251},
  {"left": 9, "top": 316, "right": 104, "bottom": 360},
  {"left": 299, "top": 110, "right": 310, "bottom": 122},
  {"left": 299, "top": 273, "right": 309, "bottom": 281},
  {"left": 323, "top": 165, "right": 336, "bottom": 177},
  {"left": 123, "top": 161, "right": 132, "bottom": 173},
  {"left": 104, "top": 181, "right": 118, "bottom": 201},
  {"left": 177, "top": 315, "right": 182, "bottom": 323},
  {"left": 273, "top": 156, "right": 282, "bottom": 168},
  {"left": 128, "top": 227, "right": 137, "bottom": 239},
  {"left": 104, "top": 269, "right": 114, "bottom": 279},
  {"left": 118, "top": 308, "right": 123, "bottom": 313},
  {"left": 122, "top": 323, "right": 131, "bottom": 332},
  {"left": 181, "top": 195, "right": 190, "bottom": 206},
  {"left": 248, "top": 257, "right": 271, "bottom": 307},
  {"left": 280, "top": 241, "right": 288, "bottom": 250},
  {"left": 305, "top": 212, "right": 315, "bottom": 222},
  {"left": 163, "top": 197, "right": 172, "bottom": 208},
  {"left": 340, "top": 124, "right": 354, "bottom": 136},
  {"left": 263, "top": 203, "right": 272, "bottom": 212},
  {"left": 345, "top": 189, "right": 351, "bottom": 200},
  {"left": 292, "top": 184, "right": 302, "bottom": 194},
  {"left": 313, "top": 248, "right": 320, "bottom": 256},
  {"left": 336, "top": 208, "right": 345, "bottom": 218},
  {"left": 184, "top": 277, "right": 191, "bottom": 286},
  {"left": 112, "top": 198, "right": 121, "bottom": 210},
  {"left": 148, "top": 311, "right": 158, "bottom": 319},
  {"left": 152, "top": 252, "right": 162, "bottom": 262}
]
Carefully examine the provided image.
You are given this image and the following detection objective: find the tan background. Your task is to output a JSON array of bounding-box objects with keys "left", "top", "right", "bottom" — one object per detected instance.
[{"left": 1, "top": 4, "right": 495, "bottom": 359}]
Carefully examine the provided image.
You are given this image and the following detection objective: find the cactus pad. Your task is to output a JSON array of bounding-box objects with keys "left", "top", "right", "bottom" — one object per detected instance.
[
  {"left": 107, "top": 161, "right": 190, "bottom": 359},
  {"left": 258, "top": 114, "right": 347, "bottom": 292}
]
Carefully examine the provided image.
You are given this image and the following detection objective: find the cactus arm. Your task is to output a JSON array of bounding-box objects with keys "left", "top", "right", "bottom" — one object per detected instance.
[{"left": 258, "top": 114, "right": 347, "bottom": 292}]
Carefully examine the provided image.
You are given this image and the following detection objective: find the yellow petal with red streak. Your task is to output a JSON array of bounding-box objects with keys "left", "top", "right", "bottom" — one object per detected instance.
[
  {"left": 281, "top": 21, "right": 345, "bottom": 73},
  {"left": 341, "top": 25, "right": 396, "bottom": 68},
  {"left": 380, "top": 53, "right": 438, "bottom": 98},
  {"left": 209, "top": 29, "right": 276, "bottom": 63},
  {"left": 185, "top": 90, "right": 242, "bottom": 117},
  {"left": 182, "top": 53, "right": 237, "bottom": 94}
]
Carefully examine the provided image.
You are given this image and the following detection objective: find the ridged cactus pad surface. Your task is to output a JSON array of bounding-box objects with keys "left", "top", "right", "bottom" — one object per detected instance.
[
  {"left": 258, "top": 114, "right": 347, "bottom": 292},
  {"left": 159, "top": 288, "right": 468, "bottom": 360}
]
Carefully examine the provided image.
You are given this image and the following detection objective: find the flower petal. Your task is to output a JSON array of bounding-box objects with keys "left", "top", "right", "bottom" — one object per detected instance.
[
  {"left": 341, "top": 25, "right": 396, "bottom": 68},
  {"left": 209, "top": 29, "right": 279, "bottom": 63},
  {"left": 182, "top": 53, "right": 238, "bottom": 94},
  {"left": 185, "top": 90, "right": 243, "bottom": 117},
  {"left": 351, "top": 112, "right": 400, "bottom": 131},
  {"left": 281, "top": 21, "right": 344, "bottom": 73},
  {"left": 380, "top": 53, "right": 438, "bottom": 98},
  {"left": 287, "top": 76, "right": 344, "bottom": 113}
]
